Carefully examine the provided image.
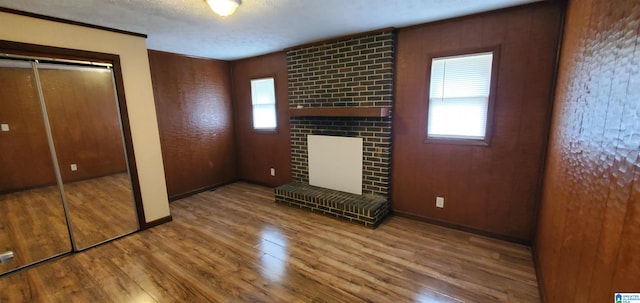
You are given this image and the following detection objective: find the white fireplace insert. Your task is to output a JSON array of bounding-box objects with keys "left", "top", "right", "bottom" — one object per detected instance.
[{"left": 307, "top": 135, "right": 363, "bottom": 195}]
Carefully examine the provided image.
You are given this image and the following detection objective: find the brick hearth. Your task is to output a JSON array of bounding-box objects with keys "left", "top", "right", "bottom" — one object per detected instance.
[
  {"left": 275, "top": 30, "right": 395, "bottom": 227},
  {"left": 275, "top": 182, "right": 390, "bottom": 227}
]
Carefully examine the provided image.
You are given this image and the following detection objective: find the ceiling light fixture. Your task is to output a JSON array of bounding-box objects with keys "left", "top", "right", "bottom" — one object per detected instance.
[{"left": 206, "top": 0, "right": 241, "bottom": 17}]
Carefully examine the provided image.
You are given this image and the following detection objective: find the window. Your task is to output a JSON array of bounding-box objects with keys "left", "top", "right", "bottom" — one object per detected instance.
[
  {"left": 427, "top": 49, "right": 498, "bottom": 144},
  {"left": 251, "top": 77, "right": 277, "bottom": 130}
]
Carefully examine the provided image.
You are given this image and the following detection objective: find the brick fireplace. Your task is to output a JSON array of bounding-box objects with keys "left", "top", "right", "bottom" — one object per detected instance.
[{"left": 274, "top": 30, "right": 395, "bottom": 227}]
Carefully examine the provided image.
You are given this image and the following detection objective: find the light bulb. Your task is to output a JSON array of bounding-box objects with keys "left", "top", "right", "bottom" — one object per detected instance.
[{"left": 206, "top": 0, "right": 240, "bottom": 17}]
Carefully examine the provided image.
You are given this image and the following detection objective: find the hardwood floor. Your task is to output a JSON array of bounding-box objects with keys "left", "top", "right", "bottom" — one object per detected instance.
[
  {"left": 0, "top": 186, "right": 70, "bottom": 274},
  {"left": 0, "top": 173, "right": 138, "bottom": 274},
  {"left": 0, "top": 182, "right": 540, "bottom": 302},
  {"left": 63, "top": 173, "right": 138, "bottom": 249}
]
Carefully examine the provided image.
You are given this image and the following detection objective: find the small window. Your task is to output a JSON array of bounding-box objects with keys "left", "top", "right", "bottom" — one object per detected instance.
[
  {"left": 251, "top": 77, "right": 277, "bottom": 130},
  {"left": 427, "top": 50, "right": 497, "bottom": 144}
]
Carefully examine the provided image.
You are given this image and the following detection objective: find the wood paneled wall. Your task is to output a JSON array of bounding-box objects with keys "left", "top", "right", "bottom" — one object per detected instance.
[
  {"left": 535, "top": 0, "right": 640, "bottom": 301},
  {"left": 0, "top": 65, "right": 127, "bottom": 193},
  {"left": 40, "top": 68, "right": 127, "bottom": 183},
  {"left": 230, "top": 52, "right": 292, "bottom": 187},
  {"left": 0, "top": 65, "right": 56, "bottom": 192},
  {"left": 148, "top": 50, "right": 237, "bottom": 199},
  {"left": 391, "top": 2, "right": 564, "bottom": 242}
]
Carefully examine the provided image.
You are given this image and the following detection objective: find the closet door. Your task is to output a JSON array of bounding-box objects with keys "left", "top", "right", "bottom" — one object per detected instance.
[
  {"left": 0, "top": 60, "right": 71, "bottom": 274},
  {"left": 37, "top": 63, "right": 139, "bottom": 250}
]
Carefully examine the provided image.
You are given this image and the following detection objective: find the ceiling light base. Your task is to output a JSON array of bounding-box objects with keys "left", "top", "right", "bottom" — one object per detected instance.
[{"left": 206, "top": 0, "right": 241, "bottom": 17}]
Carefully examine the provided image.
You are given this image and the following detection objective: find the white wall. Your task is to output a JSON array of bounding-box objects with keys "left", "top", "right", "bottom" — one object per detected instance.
[{"left": 0, "top": 12, "right": 170, "bottom": 223}]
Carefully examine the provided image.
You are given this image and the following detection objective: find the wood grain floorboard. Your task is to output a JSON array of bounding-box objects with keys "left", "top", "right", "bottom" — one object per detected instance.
[
  {"left": 0, "top": 173, "right": 138, "bottom": 274},
  {"left": 0, "top": 182, "right": 540, "bottom": 302},
  {"left": 64, "top": 173, "right": 138, "bottom": 249},
  {"left": 0, "top": 187, "right": 70, "bottom": 274}
]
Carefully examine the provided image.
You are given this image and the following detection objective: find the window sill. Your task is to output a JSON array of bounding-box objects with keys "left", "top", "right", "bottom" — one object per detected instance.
[
  {"left": 423, "top": 136, "right": 490, "bottom": 146},
  {"left": 253, "top": 128, "right": 279, "bottom": 134}
]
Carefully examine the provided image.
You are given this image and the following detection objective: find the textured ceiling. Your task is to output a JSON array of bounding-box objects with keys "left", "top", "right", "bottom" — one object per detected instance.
[{"left": 0, "top": 0, "right": 540, "bottom": 60}]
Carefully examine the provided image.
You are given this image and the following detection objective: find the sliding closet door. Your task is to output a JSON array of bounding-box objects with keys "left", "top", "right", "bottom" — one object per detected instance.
[
  {"left": 37, "top": 64, "right": 138, "bottom": 250},
  {"left": 0, "top": 60, "right": 71, "bottom": 274}
]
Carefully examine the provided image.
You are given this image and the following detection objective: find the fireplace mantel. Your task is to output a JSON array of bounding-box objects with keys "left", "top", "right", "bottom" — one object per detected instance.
[{"left": 289, "top": 106, "right": 391, "bottom": 118}]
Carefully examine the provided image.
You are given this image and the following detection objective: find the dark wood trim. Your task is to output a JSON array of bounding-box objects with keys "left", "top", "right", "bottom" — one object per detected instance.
[
  {"left": 140, "top": 215, "right": 173, "bottom": 230},
  {"left": 168, "top": 180, "right": 240, "bottom": 202},
  {"left": 0, "top": 7, "right": 147, "bottom": 38},
  {"left": 111, "top": 57, "right": 147, "bottom": 230},
  {"left": 392, "top": 210, "right": 531, "bottom": 246},
  {"left": 284, "top": 27, "right": 395, "bottom": 52},
  {"left": 423, "top": 45, "right": 501, "bottom": 146},
  {"left": 1, "top": 40, "right": 114, "bottom": 64},
  {"left": 532, "top": 246, "right": 548, "bottom": 302},
  {"left": 289, "top": 107, "right": 392, "bottom": 117},
  {"left": 0, "top": 39, "right": 147, "bottom": 231}
]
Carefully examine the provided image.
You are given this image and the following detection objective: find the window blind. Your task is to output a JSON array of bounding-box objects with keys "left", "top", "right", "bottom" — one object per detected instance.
[
  {"left": 428, "top": 52, "right": 493, "bottom": 140},
  {"left": 251, "top": 77, "right": 277, "bottom": 129}
]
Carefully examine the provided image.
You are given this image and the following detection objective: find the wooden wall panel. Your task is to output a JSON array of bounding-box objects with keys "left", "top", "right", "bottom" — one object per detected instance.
[
  {"left": 230, "top": 52, "right": 292, "bottom": 187},
  {"left": 148, "top": 50, "right": 237, "bottom": 199},
  {"left": 39, "top": 68, "right": 128, "bottom": 183},
  {"left": 535, "top": 0, "right": 640, "bottom": 301},
  {"left": 0, "top": 65, "right": 128, "bottom": 193},
  {"left": 392, "top": 2, "right": 564, "bottom": 242},
  {"left": 0, "top": 65, "right": 56, "bottom": 192}
]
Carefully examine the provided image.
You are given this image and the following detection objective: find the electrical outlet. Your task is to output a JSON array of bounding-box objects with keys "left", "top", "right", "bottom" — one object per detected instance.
[
  {"left": 436, "top": 196, "right": 444, "bottom": 208},
  {"left": 270, "top": 168, "right": 276, "bottom": 176},
  {"left": 70, "top": 164, "right": 78, "bottom": 171},
  {"left": 1, "top": 124, "right": 9, "bottom": 132}
]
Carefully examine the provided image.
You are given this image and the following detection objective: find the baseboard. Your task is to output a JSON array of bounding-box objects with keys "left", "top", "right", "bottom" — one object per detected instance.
[
  {"left": 168, "top": 180, "right": 240, "bottom": 202},
  {"left": 241, "top": 178, "right": 289, "bottom": 189},
  {"left": 392, "top": 210, "right": 531, "bottom": 246},
  {"left": 532, "top": 245, "right": 547, "bottom": 302},
  {"left": 141, "top": 215, "right": 173, "bottom": 230}
]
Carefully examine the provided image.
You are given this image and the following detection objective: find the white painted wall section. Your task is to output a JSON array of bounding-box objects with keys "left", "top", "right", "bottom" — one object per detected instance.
[{"left": 307, "top": 135, "right": 362, "bottom": 195}]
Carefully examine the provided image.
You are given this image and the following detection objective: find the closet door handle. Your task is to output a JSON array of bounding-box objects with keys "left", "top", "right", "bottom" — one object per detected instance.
[{"left": 0, "top": 251, "right": 14, "bottom": 264}]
